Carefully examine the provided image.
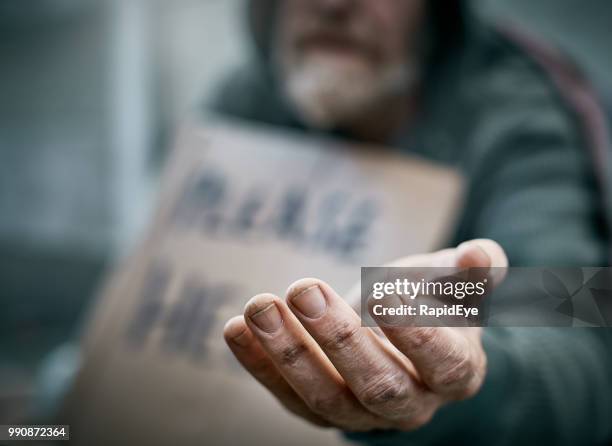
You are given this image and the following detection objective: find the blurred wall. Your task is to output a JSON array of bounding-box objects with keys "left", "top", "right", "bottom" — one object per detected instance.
[
  {"left": 0, "top": 2, "right": 112, "bottom": 253},
  {"left": 152, "top": 0, "right": 247, "bottom": 138},
  {"left": 0, "top": 1, "right": 114, "bottom": 371},
  {"left": 0, "top": 0, "right": 157, "bottom": 375}
]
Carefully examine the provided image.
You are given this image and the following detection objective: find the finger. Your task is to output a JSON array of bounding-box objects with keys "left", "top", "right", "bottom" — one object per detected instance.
[
  {"left": 386, "top": 248, "right": 458, "bottom": 268},
  {"left": 456, "top": 239, "right": 508, "bottom": 285},
  {"left": 376, "top": 325, "right": 486, "bottom": 400},
  {"left": 387, "top": 239, "right": 508, "bottom": 270},
  {"left": 344, "top": 239, "right": 508, "bottom": 309},
  {"left": 286, "top": 279, "right": 440, "bottom": 424},
  {"left": 242, "top": 294, "right": 387, "bottom": 431},
  {"left": 374, "top": 240, "right": 498, "bottom": 399},
  {"left": 223, "top": 316, "right": 331, "bottom": 427}
]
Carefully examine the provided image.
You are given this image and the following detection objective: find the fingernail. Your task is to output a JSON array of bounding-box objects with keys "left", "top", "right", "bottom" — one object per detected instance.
[
  {"left": 249, "top": 303, "right": 283, "bottom": 333},
  {"left": 474, "top": 244, "right": 491, "bottom": 262},
  {"left": 290, "top": 285, "right": 327, "bottom": 318},
  {"left": 224, "top": 317, "right": 251, "bottom": 346},
  {"left": 457, "top": 242, "right": 490, "bottom": 268},
  {"left": 231, "top": 330, "right": 250, "bottom": 347}
]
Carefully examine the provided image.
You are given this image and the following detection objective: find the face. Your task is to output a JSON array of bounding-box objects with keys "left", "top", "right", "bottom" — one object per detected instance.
[{"left": 274, "top": 0, "right": 426, "bottom": 129}]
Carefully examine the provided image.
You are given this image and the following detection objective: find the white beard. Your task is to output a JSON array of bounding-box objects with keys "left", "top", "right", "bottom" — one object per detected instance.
[{"left": 280, "top": 53, "right": 417, "bottom": 129}]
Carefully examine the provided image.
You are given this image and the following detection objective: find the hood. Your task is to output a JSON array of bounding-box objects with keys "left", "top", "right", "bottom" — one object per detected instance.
[{"left": 246, "top": 0, "right": 470, "bottom": 67}]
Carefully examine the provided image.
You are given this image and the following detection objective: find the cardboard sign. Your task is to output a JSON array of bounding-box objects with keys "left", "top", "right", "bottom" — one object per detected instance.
[{"left": 62, "top": 118, "right": 464, "bottom": 446}]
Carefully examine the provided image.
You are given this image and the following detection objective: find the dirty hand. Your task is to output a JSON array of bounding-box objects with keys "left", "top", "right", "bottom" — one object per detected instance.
[{"left": 224, "top": 239, "right": 507, "bottom": 431}]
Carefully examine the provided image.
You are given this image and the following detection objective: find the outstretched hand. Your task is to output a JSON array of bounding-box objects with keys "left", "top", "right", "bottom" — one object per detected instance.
[{"left": 224, "top": 239, "right": 507, "bottom": 432}]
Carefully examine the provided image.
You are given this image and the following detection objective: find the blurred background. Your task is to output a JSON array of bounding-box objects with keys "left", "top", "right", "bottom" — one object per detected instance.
[{"left": 0, "top": 0, "right": 611, "bottom": 423}]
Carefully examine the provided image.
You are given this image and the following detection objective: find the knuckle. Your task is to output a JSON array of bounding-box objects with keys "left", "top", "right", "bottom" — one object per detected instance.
[
  {"left": 442, "top": 355, "right": 473, "bottom": 384},
  {"left": 435, "top": 355, "right": 473, "bottom": 388},
  {"left": 279, "top": 342, "right": 309, "bottom": 367},
  {"left": 321, "top": 322, "right": 362, "bottom": 352},
  {"left": 406, "top": 327, "right": 439, "bottom": 350},
  {"left": 431, "top": 353, "right": 483, "bottom": 399},
  {"left": 361, "top": 373, "right": 410, "bottom": 411}
]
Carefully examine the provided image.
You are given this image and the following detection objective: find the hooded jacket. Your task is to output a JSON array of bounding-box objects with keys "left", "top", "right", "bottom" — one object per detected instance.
[{"left": 210, "top": 2, "right": 612, "bottom": 445}]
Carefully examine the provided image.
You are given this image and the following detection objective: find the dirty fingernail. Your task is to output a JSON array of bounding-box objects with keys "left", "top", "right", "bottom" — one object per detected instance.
[
  {"left": 290, "top": 285, "right": 327, "bottom": 318},
  {"left": 249, "top": 303, "right": 283, "bottom": 333}
]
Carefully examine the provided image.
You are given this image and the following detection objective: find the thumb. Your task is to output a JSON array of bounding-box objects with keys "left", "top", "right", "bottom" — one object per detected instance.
[
  {"left": 344, "top": 239, "right": 508, "bottom": 308},
  {"left": 455, "top": 239, "right": 508, "bottom": 286}
]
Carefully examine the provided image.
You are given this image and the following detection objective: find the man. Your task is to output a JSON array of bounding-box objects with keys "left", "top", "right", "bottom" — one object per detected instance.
[{"left": 214, "top": 0, "right": 612, "bottom": 444}]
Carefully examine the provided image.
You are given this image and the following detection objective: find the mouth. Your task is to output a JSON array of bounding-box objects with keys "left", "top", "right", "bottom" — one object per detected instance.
[{"left": 296, "top": 31, "right": 375, "bottom": 61}]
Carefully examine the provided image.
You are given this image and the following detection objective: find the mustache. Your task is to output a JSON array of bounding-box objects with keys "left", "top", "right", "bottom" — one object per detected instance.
[{"left": 292, "top": 19, "right": 379, "bottom": 58}]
